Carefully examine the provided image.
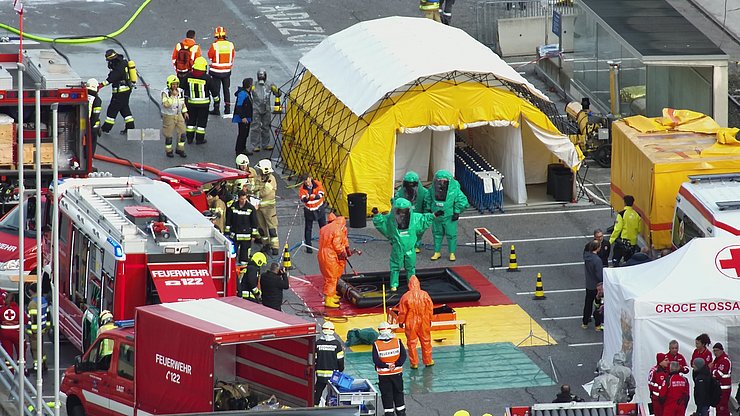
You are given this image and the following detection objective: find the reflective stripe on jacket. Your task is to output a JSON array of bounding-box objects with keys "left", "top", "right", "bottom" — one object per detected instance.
[{"left": 208, "top": 40, "right": 235, "bottom": 73}]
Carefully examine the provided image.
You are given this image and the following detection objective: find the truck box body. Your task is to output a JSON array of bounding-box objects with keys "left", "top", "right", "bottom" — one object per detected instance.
[
  {"left": 610, "top": 120, "right": 740, "bottom": 249},
  {"left": 135, "top": 297, "right": 318, "bottom": 414}
]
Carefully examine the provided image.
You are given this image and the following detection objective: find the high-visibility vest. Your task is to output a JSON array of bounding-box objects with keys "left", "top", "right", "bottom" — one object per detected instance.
[
  {"left": 299, "top": 180, "right": 326, "bottom": 211},
  {"left": 185, "top": 77, "right": 211, "bottom": 105},
  {"left": 98, "top": 323, "right": 116, "bottom": 356},
  {"left": 420, "top": 0, "right": 440, "bottom": 10},
  {"left": 374, "top": 338, "right": 403, "bottom": 375},
  {"left": 27, "top": 298, "right": 50, "bottom": 334},
  {"left": 208, "top": 40, "right": 235, "bottom": 73}
]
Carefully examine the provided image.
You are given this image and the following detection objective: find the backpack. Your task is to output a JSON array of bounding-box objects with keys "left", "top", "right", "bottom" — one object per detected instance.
[
  {"left": 709, "top": 376, "right": 722, "bottom": 407},
  {"left": 175, "top": 43, "right": 193, "bottom": 72}
]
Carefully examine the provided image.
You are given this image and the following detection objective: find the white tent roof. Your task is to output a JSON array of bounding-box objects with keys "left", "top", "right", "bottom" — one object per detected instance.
[
  {"left": 299, "top": 16, "right": 550, "bottom": 116},
  {"left": 607, "top": 237, "right": 740, "bottom": 317}
]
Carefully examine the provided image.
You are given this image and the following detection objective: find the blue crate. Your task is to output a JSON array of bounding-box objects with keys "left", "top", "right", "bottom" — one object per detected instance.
[{"left": 329, "top": 370, "right": 355, "bottom": 390}]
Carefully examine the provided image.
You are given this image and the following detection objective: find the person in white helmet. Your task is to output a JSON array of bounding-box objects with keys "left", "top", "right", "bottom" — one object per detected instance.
[
  {"left": 313, "top": 321, "right": 345, "bottom": 406},
  {"left": 254, "top": 159, "right": 279, "bottom": 255},
  {"left": 235, "top": 154, "right": 258, "bottom": 197},
  {"left": 373, "top": 321, "right": 407, "bottom": 416},
  {"left": 86, "top": 78, "right": 102, "bottom": 155}
]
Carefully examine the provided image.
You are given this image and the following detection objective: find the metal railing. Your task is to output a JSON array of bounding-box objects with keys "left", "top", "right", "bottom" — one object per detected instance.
[
  {"left": 475, "top": 0, "right": 577, "bottom": 52},
  {"left": 0, "top": 346, "right": 54, "bottom": 416}
]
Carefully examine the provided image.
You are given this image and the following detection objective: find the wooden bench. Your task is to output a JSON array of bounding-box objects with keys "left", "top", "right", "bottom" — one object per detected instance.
[
  {"left": 389, "top": 320, "right": 467, "bottom": 347},
  {"left": 474, "top": 227, "right": 503, "bottom": 268}
]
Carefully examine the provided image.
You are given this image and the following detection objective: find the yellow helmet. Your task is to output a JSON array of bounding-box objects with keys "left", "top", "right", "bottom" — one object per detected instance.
[
  {"left": 99, "top": 310, "right": 113, "bottom": 325},
  {"left": 453, "top": 412, "right": 471, "bottom": 416},
  {"left": 251, "top": 252, "right": 267, "bottom": 267},
  {"left": 166, "top": 75, "right": 179, "bottom": 88},
  {"left": 214, "top": 26, "right": 227, "bottom": 38},
  {"left": 192, "top": 56, "right": 208, "bottom": 72}
]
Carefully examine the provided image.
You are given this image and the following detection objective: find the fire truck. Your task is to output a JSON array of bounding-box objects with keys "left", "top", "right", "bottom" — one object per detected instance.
[{"left": 50, "top": 176, "right": 237, "bottom": 351}]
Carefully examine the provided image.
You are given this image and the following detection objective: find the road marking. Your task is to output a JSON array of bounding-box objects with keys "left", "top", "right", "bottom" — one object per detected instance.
[
  {"left": 517, "top": 288, "right": 584, "bottom": 295},
  {"left": 586, "top": 182, "right": 610, "bottom": 187},
  {"left": 290, "top": 275, "right": 310, "bottom": 284},
  {"left": 461, "top": 207, "right": 611, "bottom": 220},
  {"left": 541, "top": 315, "right": 582, "bottom": 321},
  {"left": 569, "top": 342, "right": 603, "bottom": 347},
  {"left": 222, "top": 0, "right": 295, "bottom": 76},
  {"left": 491, "top": 261, "right": 582, "bottom": 271}
]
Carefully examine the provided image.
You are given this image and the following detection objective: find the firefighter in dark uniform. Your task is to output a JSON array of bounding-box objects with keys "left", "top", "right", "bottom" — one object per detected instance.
[
  {"left": 239, "top": 251, "right": 266, "bottom": 302},
  {"left": 182, "top": 56, "right": 216, "bottom": 145},
  {"left": 225, "top": 190, "right": 259, "bottom": 264},
  {"left": 86, "top": 78, "right": 102, "bottom": 155},
  {"left": 314, "top": 321, "right": 345, "bottom": 406},
  {"left": 99, "top": 49, "right": 135, "bottom": 135}
]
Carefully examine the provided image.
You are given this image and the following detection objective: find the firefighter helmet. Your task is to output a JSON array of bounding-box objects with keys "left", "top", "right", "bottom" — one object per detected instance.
[
  {"left": 257, "top": 69, "right": 267, "bottom": 82},
  {"left": 214, "top": 26, "right": 227, "bottom": 38},
  {"left": 255, "top": 159, "right": 273, "bottom": 175},
  {"left": 377, "top": 321, "right": 392, "bottom": 335},
  {"left": 322, "top": 321, "right": 335, "bottom": 334},
  {"left": 104, "top": 49, "right": 118, "bottom": 61},
  {"left": 192, "top": 56, "right": 208, "bottom": 72},
  {"left": 86, "top": 78, "right": 99, "bottom": 92},
  {"left": 251, "top": 252, "right": 267, "bottom": 267},
  {"left": 166, "top": 75, "right": 179, "bottom": 89},
  {"left": 202, "top": 209, "right": 220, "bottom": 220},
  {"left": 99, "top": 310, "right": 113, "bottom": 326},
  {"left": 235, "top": 154, "right": 250, "bottom": 169},
  {"left": 234, "top": 178, "right": 250, "bottom": 191}
]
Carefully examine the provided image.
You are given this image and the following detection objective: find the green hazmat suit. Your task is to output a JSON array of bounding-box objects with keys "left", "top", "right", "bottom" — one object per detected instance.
[
  {"left": 373, "top": 197, "right": 434, "bottom": 289},
  {"left": 393, "top": 171, "right": 430, "bottom": 249},
  {"left": 424, "top": 170, "right": 469, "bottom": 255}
]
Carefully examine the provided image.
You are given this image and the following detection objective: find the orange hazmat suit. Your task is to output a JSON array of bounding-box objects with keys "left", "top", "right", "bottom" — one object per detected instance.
[
  {"left": 397, "top": 275, "right": 434, "bottom": 367},
  {"left": 318, "top": 214, "right": 350, "bottom": 299}
]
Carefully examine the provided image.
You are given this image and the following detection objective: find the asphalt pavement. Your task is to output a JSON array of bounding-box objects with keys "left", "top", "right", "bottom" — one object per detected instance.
[{"left": 0, "top": 0, "right": 633, "bottom": 415}]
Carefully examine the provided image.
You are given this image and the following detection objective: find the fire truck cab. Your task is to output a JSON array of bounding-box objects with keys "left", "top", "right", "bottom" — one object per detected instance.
[{"left": 55, "top": 176, "right": 237, "bottom": 351}]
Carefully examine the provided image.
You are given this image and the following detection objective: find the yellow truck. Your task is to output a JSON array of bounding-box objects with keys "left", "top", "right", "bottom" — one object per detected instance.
[{"left": 610, "top": 118, "right": 740, "bottom": 249}]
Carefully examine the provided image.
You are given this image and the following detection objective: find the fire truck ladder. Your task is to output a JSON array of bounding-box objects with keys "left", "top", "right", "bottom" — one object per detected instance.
[
  {"left": 206, "top": 241, "right": 231, "bottom": 296},
  {"left": 75, "top": 188, "right": 141, "bottom": 243},
  {"left": 0, "top": 346, "right": 54, "bottom": 415}
]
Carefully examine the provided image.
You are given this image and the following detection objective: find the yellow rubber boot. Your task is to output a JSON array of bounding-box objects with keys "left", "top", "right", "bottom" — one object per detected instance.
[
  {"left": 324, "top": 297, "right": 340, "bottom": 308},
  {"left": 449, "top": 253, "right": 456, "bottom": 262},
  {"left": 430, "top": 252, "right": 442, "bottom": 261},
  {"left": 425, "top": 360, "right": 435, "bottom": 367},
  {"left": 415, "top": 247, "right": 421, "bottom": 253}
]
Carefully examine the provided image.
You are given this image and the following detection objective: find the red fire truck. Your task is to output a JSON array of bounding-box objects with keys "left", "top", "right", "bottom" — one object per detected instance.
[{"left": 53, "top": 176, "right": 237, "bottom": 351}]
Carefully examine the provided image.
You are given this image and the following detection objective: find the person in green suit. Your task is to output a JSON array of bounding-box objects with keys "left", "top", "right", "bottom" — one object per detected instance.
[
  {"left": 424, "top": 169, "right": 469, "bottom": 262},
  {"left": 372, "top": 198, "right": 436, "bottom": 291},
  {"left": 393, "top": 171, "right": 430, "bottom": 254}
]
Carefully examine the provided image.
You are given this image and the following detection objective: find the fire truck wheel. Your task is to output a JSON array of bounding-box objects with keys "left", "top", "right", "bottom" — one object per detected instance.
[{"left": 68, "top": 402, "right": 85, "bottom": 416}]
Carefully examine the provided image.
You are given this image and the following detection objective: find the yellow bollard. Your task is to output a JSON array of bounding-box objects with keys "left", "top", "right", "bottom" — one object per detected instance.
[
  {"left": 507, "top": 244, "right": 520, "bottom": 272},
  {"left": 533, "top": 272, "right": 546, "bottom": 300},
  {"left": 282, "top": 243, "right": 293, "bottom": 270}
]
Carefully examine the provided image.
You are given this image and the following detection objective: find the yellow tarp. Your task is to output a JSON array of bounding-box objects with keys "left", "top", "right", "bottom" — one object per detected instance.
[
  {"left": 330, "top": 305, "right": 555, "bottom": 353},
  {"left": 610, "top": 115, "right": 740, "bottom": 249},
  {"left": 281, "top": 71, "right": 569, "bottom": 215}
]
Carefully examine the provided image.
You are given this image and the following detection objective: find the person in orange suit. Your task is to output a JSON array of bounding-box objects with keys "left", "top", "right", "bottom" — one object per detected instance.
[
  {"left": 318, "top": 213, "right": 351, "bottom": 308},
  {"left": 397, "top": 275, "right": 434, "bottom": 369}
]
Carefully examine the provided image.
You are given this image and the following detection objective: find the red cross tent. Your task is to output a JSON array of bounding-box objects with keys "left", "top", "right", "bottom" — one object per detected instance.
[{"left": 603, "top": 237, "right": 740, "bottom": 405}]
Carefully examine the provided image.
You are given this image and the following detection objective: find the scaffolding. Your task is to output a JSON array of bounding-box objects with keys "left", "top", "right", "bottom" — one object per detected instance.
[{"left": 272, "top": 65, "right": 572, "bottom": 216}]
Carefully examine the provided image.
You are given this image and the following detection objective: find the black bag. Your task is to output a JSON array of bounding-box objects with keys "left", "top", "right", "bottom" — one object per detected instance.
[{"left": 710, "top": 377, "right": 722, "bottom": 407}]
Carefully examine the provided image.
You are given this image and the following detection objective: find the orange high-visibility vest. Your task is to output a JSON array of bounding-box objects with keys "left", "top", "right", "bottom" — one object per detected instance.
[
  {"left": 208, "top": 39, "right": 235, "bottom": 73},
  {"left": 374, "top": 338, "right": 403, "bottom": 375}
]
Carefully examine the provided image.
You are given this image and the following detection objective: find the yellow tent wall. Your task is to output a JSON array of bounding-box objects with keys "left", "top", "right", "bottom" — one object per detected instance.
[
  {"left": 610, "top": 120, "right": 740, "bottom": 249},
  {"left": 282, "top": 70, "right": 563, "bottom": 216}
]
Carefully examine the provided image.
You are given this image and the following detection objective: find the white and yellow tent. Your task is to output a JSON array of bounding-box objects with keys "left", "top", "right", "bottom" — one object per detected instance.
[{"left": 278, "top": 16, "right": 582, "bottom": 215}]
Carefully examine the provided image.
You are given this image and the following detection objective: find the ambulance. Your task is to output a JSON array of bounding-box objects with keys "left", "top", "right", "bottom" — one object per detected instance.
[{"left": 672, "top": 174, "right": 740, "bottom": 248}]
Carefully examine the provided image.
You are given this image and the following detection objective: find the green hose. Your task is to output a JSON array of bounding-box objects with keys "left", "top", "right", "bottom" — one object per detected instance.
[{"left": 0, "top": 0, "right": 151, "bottom": 44}]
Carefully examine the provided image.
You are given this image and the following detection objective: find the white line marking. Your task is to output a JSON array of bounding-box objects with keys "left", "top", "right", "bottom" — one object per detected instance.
[
  {"left": 517, "top": 288, "right": 584, "bottom": 295},
  {"left": 587, "top": 182, "right": 610, "bottom": 186},
  {"left": 290, "top": 275, "right": 310, "bottom": 284},
  {"left": 460, "top": 207, "right": 611, "bottom": 220},
  {"left": 491, "top": 261, "right": 582, "bottom": 271},
  {"left": 541, "top": 315, "right": 582, "bottom": 321},
  {"left": 569, "top": 342, "right": 603, "bottom": 347}
]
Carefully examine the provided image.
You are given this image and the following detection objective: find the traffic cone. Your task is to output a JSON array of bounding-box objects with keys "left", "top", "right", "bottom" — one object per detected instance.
[
  {"left": 282, "top": 243, "right": 293, "bottom": 270},
  {"left": 533, "top": 272, "right": 546, "bottom": 300},
  {"left": 507, "top": 245, "right": 520, "bottom": 272}
]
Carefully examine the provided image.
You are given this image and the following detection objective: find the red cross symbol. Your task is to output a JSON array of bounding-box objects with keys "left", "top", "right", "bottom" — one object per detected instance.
[
  {"left": 718, "top": 247, "right": 740, "bottom": 278},
  {"left": 3, "top": 308, "right": 16, "bottom": 321}
]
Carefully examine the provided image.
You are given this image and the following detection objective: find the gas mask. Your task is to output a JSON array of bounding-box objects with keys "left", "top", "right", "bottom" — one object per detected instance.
[
  {"left": 402, "top": 180, "right": 417, "bottom": 203},
  {"left": 395, "top": 207, "right": 410, "bottom": 230},
  {"left": 433, "top": 178, "right": 449, "bottom": 201}
]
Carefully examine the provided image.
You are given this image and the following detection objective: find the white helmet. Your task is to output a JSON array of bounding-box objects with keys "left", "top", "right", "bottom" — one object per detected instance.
[
  {"left": 321, "top": 321, "right": 335, "bottom": 335},
  {"left": 86, "top": 78, "right": 99, "bottom": 91},
  {"left": 235, "top": 178, "right": 250, "bottom": 191},
  {"left": 235, "top": 154, "right": 250, "bottom": 169},
  {"left": 256, "top": 159, "right": 273, "bottom": 175},
  {"left": 377, "top": 321, "right": 392, "bottom": 336}
]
